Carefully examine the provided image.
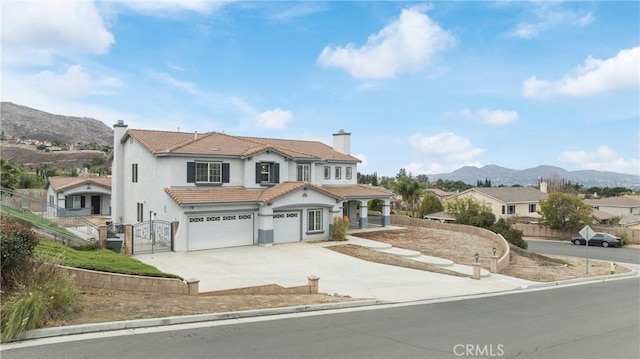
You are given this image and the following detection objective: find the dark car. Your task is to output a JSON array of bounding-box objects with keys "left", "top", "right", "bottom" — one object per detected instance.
[{"left": 571, "top": 232, "right": 622, "bottom": 248}]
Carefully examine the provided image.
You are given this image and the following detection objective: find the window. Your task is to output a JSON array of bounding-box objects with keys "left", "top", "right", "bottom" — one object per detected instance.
[
  {"left": 324, "top": 166, "right": 331, "bottom": 180},
  {"left": 132, "top": 163, "right": 138, "bottom": 183},
  {"left": 308, "top": 209, "right": 323, "bottom": 232},
  {"left": 255, "top": 162, "right": 280, "bottom": 184},
  {"left": 65, "top": 195, "right": 84, "bottom": 209},
  {"left": 528, "top": 204, "right": 537, "bottom": 213},
  {"left": 501, "top": 205, "right": 505, "bottom": 215},
  {"left": 507, "top": 205, "right": 516, "bottom": 215},
  {"left": 137, "top": 203, "right": 144, "bottom": 222},
  {"left": 335, "top": 166, "right": 342, "bottom": 180},
  {"left": 196, "top": 162, "right": 222, "bottom": 183},
  {"left": 187, "top": 162, "right": 229, "bottom": 184},
  {"left": 346, "top": 166, "right": 352, "bottom": 180},
  {"left": 297, "top": 164, "right": 310, "bottom": 182}
]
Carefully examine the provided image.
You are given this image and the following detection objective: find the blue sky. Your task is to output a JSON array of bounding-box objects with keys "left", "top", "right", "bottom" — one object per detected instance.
[{"left": 2, "top": 1, "right": 639, "bottom": 177}]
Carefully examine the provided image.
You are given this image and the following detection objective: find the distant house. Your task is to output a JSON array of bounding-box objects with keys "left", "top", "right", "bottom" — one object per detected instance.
[
  {"left": 443, "top": 186, "right": 548, "bottom": 222},
  {"left": 47, "top": 176, "right": 111, "bottom": 217},
  {"left": 584, "top": 196, "right": 640, "bottom": 217},
  {"left": 424, "top": 188, "right": 455, "bottom": 201}
]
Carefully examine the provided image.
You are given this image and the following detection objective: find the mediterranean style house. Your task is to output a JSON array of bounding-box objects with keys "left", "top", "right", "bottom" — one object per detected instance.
[
  {"left": 47, "top": 176, "right": 111, "bottom": 217},
  {"left": 443, "top": 186, "right": 548, "bottom": 222},
  {"left": 111, "top": 121, "right": 393, "bottom": 251}
]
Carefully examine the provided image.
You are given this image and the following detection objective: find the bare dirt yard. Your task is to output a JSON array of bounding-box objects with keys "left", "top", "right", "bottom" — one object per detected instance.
[{"left": 54, "top": 226, "right": 631, "bottom": 328}]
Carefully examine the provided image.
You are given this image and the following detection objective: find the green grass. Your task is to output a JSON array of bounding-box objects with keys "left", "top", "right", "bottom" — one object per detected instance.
[
  {"left": 0, "top": 206, "right": 86, "bottom": 242},
  {"left": 34, "top": 238, "right": 182, "bottom": 279}
]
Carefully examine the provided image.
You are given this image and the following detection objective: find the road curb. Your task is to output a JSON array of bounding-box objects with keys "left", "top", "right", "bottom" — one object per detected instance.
[
  {"left": 524, "top": 267, "right": 638, "bottom": 289},
  {"left": 15, "top": 299, "right": 384, "bottom": 341}
]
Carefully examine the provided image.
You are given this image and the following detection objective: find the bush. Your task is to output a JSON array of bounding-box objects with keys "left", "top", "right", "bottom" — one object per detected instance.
[
  {"left": 0, "top": 258, "right": 79, "bottom": 342},
  {"left": 616, "top": 233, "right": 628, "bottom": 246},
  {"left": 331, "top": 216, "right": 349, "bottom": 241},
  {"left": 491, "top": 218, "right": 527, "bottom": 250},
  {"left": 1, "top": 215, "right": 39, "bottom": 286}
]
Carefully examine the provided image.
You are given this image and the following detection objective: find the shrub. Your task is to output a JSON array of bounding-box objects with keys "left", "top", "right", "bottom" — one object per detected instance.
[
  {"left": 1, "top": 215, "right": 39, "bottom": 286},
  {"left": 616, "top": 233, "right": 628, "bottom": 246},
  {"left": 0, "top": 258, "right": 79, "bottom": 342},
  {"left": 491, "top": 218, "right": 527, "bottom": 250},
  {"left": 331, "top": 216, "right": 349, "bottom": 241}
]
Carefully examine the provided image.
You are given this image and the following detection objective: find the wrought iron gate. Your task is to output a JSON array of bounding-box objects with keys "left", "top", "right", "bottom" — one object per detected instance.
[{"left": 132, "top": 220, "right": 173, "bottom": 254}]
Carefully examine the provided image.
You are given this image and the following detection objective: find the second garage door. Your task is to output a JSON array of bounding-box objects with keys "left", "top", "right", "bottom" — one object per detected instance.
[
  {"left": 187, "top": 213, "right": 253, "bottom": 251},
  {"left": 273, "top": 211, "right": 301, "bottom": 244}
]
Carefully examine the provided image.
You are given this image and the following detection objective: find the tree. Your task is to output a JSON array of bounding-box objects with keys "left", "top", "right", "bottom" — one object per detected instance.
[
  {"left": 1, "top": 158, "right": 20, "bottom": 189},
  {"left": 417, "top": 193, "right": 443, "bottom": 218},
  {"left": 395, "top": 168, "right": 408, "bottom": 180},
  {"left": 445, "top": 197, "right": 495, "bottom": 229},
  {"left": 368, "top": 199, "right": 382, "bottom": 213},
  {"left": 415, "top": 174, "right": 429, "bottom": 184},
  {"left": 393, "top": 176, "right": 423, "bottom": 217},
  {"left": 538, "top": 193, "right": 593, "bottom": 240}
]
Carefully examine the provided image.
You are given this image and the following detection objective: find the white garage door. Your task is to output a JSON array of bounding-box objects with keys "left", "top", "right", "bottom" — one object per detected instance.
[
  {"left": 273, "top": 211, "right": 301, "bottom": 244},
  {"left": 187, "top": 213, "right": 253, "bottom": 251}
]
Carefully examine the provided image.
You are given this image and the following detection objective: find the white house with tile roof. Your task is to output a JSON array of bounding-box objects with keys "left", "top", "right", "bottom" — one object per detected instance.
[
  {"left": 47, "top": 176, "right": 111, "bottom": 217},
  {"left": 111, "top": 121, "right": 393, "bottom": 251},
  {"left": 443, "top": 187, "right": 548, "bottom": 222}
]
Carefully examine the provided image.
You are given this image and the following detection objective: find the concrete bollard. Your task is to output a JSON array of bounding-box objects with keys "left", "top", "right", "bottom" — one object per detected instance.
[
  {"left": 490, "top": 255, "right": 498, "bottom": 273},
  {"left": 307, "top": 275, "right": 320, "bottom": 294},
  {"left": 472, "top": 263, "right": 481, "bottom": 280}
]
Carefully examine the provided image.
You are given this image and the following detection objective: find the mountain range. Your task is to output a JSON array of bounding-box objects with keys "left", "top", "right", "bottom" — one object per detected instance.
[
  {"left": 428, "top": 164, "right": 640, "bottom": 189},
  {"left": 1, "top": 102, "right": 638, "bottom": 189}
]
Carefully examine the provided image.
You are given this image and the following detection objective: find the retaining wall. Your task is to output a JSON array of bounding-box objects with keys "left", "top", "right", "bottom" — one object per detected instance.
[{"left": 513, "top": 223, "right": 640, "bottom": 244}]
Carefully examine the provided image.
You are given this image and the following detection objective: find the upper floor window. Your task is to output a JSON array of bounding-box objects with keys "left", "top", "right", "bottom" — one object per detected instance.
[
  {"left": 132, "top": 163, "right": 138, "bottom": 183},
  {"left": 187, "top": 162, "right": 229, "bottom": 185},
  {"left": 297, "top": 164, "right": 310, "bottom": 182},
  {"left": 346, "top": 166, "right": 353, "bottom": 180},
  {"left": 528, "top": 204, "right": 537, "bottom": 213},
  {"left": 324, "top": 166, "right": 331, "bottom": 180},
  {"left": 197, "top": 162, "right": 222, "bottom": 183},
  {"left": 335, "top": 166, "right": 342, "bottom": 180},
  {"left": 255, "top": 162, "right": 280, "bottom": 185}
]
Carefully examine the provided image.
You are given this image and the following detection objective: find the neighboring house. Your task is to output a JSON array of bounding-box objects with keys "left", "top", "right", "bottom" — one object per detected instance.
[
  {"left": 47, "top": 176, "right": 111, "bottom": 217},
  {"left": 422, "top": 211, "right": 455, "bottom": 223},
  {"left": 424, "top": 188, "right": 455, "bottom": 201},
  {"left": 443, "top": 187, "right": 548, "bottom": 222},
  {"left": 584, "top": 196, "right": 640, "bottom": 217},
  {"left": 111, "top": 122, "right": 393, "bottom": 251}
]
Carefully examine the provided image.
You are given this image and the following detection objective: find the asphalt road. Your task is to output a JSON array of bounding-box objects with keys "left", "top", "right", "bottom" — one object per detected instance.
[
  {"left": 3, "top": 278, "right": 639, "bottom": 359},
  {"left": 526, "top": 238, "right": 640, "bottom": 265}
]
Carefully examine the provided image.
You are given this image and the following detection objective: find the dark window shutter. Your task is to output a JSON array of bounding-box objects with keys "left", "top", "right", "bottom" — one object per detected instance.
[
  {"left": 273, "top": 163, "right": 280, "bottom": 183},
  {"left": 187, "top": 162, "right": 195, "bottom": 183},
  {"left": 255, "top": 162, "right": 261, "bottom": 183},
  {"left": 222, "top": 163, "right": 230, "bottom": 183},
  {"left": 80, "top": 196, "right": 86, "bottom": 208}
]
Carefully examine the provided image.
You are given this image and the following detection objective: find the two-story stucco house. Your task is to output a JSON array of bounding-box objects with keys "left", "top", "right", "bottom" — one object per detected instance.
[
  {"left": 111, "top": 121, "right": 393, "bottom": 251},
  {"left": 443, "top": 186, "right": 548, "bottom": 222}
]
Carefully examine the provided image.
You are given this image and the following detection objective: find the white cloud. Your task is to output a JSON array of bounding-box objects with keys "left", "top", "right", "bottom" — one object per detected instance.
[
  {"left": 354, "top": 153, "right": 368, "bottom": 169},
  {"left": 408, "top": 132, "right": 484, "bottom": 174},
  {"left": 267, "top": 2, "right": 328, "bottom": 22},
  {"left": 117, "top": 0, "right": 230, "bottom": 15},
  {"left": 317, "top": 6, "right": 455, "bottom": 79},
  {"left": 148, "top": 72, "right": 199, "bottom": 95},
  {"left": 524, "top": 46, "right": 640, "bottom": 99},
  {"left": 559, "top": 146, "right": 640, "bottom": 175},
  {"left": 256, "top": 108, "right": 293, "bottom": 129},
  {"left": 455, "top": 108, "right": 518, "bottom": 125},
  {"left": 511, "top": 3, "right": 594, "bottom": 39},
  {"left": 1, "top": 0, "right": 114, "bottom": 66}
]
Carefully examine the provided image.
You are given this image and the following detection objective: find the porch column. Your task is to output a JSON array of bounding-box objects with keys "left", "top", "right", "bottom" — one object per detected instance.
[
  {"left": 257, "top": 204, "right": 274, "bottom": 246},
  {"left": 382, "top": 199, "right": 391, "bottom": 227},
  {"left": 359, "top": 200, "right": 368, "bottom": 229}
]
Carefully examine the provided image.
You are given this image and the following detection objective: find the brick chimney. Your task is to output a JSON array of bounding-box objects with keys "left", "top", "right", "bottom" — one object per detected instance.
[{"left": 332, "top": 129, "right": 351, "bottom": 155}]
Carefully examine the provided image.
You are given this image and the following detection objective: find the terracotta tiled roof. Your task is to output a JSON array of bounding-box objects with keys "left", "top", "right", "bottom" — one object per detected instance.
[
  {"left": 47, "top": 176, "right": 111, "bottom": 191},
  {"left": 164, "top": 187, "right": 263, "bottom": 205},
  {"left": 164, "top": 183, "right": 391, "bottom": 205},
  {"left": 322, "top": 184, "right": 394, "bottom": 199},
  {"left": 124, "top": 129, "right": 360, "bottom": 162}
]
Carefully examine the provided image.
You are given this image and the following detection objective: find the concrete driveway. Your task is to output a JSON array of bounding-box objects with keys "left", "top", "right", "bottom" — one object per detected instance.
[{"left": 134, "top": 241, "right": 532, "bottom": 302}]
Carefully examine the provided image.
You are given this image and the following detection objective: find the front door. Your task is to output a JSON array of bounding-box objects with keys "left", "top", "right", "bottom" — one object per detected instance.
[{"left": 91, "top": 196, "right": 101, "bottom": 215}]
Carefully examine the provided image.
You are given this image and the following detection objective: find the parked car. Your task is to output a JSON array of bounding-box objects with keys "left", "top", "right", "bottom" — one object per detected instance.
[{"left": 571, "top": 232, "right": 623, "bottom": 248}]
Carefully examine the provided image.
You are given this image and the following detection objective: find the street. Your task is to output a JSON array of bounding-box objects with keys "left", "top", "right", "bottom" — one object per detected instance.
[
  {"left": 526, "top": 238, "right": 640, "bottom": 265},
  {"left": 3, "top": 278, "right": 639, "bottom": 359}
]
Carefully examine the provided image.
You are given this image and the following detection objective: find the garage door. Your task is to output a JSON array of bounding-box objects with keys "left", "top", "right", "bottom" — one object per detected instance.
[
  {"left": 187, "top": 213, "right": 253, "bottom": 251},
  {"left": 273, "top": 211, "right": 301, "bottom": 244}
]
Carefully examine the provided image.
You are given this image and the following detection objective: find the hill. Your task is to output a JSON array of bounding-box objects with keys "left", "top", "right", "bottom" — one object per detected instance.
[
  {"left": 0, "top": 102, "right": 113, "bottom": 146},
  {"left": 428, "top": 165, "right": 640, "bottom": 189}
]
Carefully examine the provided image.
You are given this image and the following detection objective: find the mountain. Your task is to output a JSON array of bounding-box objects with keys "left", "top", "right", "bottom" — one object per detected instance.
[
  {"left": 428, "top": 165, "right": 640, "bottom": 189},
  {"left": 0, "top": 102, "right": 113, "bottom": 146}
]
